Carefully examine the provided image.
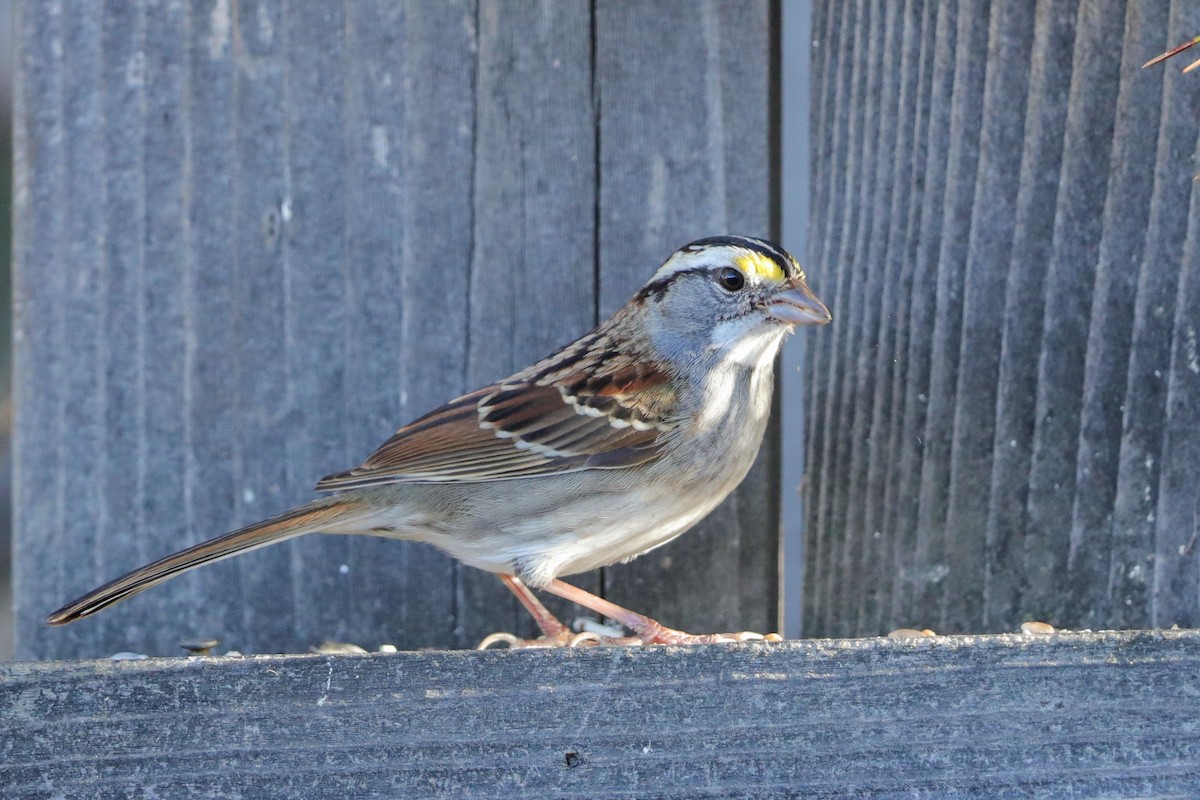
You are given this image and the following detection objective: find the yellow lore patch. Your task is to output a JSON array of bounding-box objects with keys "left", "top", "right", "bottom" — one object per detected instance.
[{"left": 734, "top": 251, "right": 786, "bottom": 283}]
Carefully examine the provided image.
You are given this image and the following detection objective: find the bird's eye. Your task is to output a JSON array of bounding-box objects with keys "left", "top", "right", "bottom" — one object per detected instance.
[{"left": 716, "top": 267, "right": 745, "bottom": 292}]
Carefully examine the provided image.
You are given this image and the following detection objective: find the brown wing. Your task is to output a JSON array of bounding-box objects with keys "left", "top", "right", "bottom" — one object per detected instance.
[{"left": 314, "top": 346, "right": 678, "bottom": 491}]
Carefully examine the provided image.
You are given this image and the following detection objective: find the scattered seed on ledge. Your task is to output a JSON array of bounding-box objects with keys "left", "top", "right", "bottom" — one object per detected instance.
[
  {"left": 310, "top": 640, "right": 369, "bottom": 655},
  {"left": 179, "top": 638, "right": 220, "bottom": 656},
  {"left": 887, "top": 628, "right": 936, "bottom": 639}
]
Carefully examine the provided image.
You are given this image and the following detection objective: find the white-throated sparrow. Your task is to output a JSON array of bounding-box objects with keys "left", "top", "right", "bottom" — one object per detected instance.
[{"left": 49, "top": 235, "right": 830, "bottom": 646}]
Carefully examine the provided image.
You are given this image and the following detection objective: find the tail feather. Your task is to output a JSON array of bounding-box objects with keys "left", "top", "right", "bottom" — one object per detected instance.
[{"left": 47, "top": 497, "right": 363, "bottom": 625}]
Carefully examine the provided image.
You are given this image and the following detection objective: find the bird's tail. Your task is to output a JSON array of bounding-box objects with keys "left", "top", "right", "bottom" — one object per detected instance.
[{"left": 47, "top": 495, "right": 366, "bottom": 625}]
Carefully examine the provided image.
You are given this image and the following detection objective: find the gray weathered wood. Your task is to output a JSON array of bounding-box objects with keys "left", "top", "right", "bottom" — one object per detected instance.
[
  {"left": 595, "top": 0, "right": 777, "bottom": 636},
  {"left": 858, "top": 0, "right": 927, "bottom": 638},
  {"left": 4, "top": 631, "right": 1199, "bottom": 797},
  {"left": 836, "top": 0, "right": 896, "bottom": 645},
  {"left": 941, "top": 0, "right": 1034, "bottom": 634},
  {"left": 458, "top": 1, "right": 598, "bottom": 646},
  {"left": 806, "top": 0, "right": 1200, "bottom": 636},
  {"left": 1022, "top": 0, "right": 1125, "bottom": 626},
  {"left": 1108, "top": 0, "right": 1200, "bottom": 629},
  {"left": 982, "top": 0, "right": 1079, "bottom": 629},
  {"left": 1070, "top": 1, "right": 1171, "bottom": 630},
  {"left": 13, "top": 0, "right": 778, "bottom": 660},
  {"left": 914, "top": 0, "right": 990, "bottom": 634}
]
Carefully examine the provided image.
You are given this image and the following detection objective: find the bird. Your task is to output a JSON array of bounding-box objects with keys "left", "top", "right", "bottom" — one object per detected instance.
[{"left": 48, "top": 235, "right": 831, "bottom": 647}]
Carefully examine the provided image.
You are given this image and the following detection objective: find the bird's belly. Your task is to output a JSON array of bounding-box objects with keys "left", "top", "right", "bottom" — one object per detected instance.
[
  {"left": 548, "top": 494, "right": 722, "bottom": 578},
  {"left": 515, "top": 471, "right": 742, "bottom": 585},
  {"left": 405, "top": 477, "right": 733, "bottom": 587},
  {"left": 376, "top": 396, "right": 769, "bottom": 586}
]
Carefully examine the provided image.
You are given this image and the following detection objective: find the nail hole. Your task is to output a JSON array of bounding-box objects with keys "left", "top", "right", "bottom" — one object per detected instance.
[{"left": 263, "top": 208, "right": 280, "bottom": 243}]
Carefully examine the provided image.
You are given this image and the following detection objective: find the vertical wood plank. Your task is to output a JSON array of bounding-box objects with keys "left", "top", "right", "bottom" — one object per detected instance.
[
  {"left": 812, "top": 0, "right": 874, "bottom": 636},
  {"left": 1108, "top": 0, "right": 1200, "bottom": 630},
  {"left": 459, "top": 0, "right": 596, "bottom": 645},
  {"left": 885, "top": 0, "right": 959, "bottom": 632},
  {"left": 982, "top": 0, "right": 1078, "bottom": 628},
  {"left": 1148, "top": 1, "right": 1200, "bottom": 629},
  {"left": 14, "top": 0, "right": 781, "bottom": 657},
  {"left": 1023, "top": 0, "right": 1126, "bottom": 625},
  {"left": 1156, "top": 137, "right": 1200, "bottom": 628},
  {"left": 139, "top": 0, "right": 190, "bottom": 651},
  {"left": 338, "top": 0, "right": 407, "bottom": 649},
  {"left": 180, "top": 0, "right": 240, "bottom": 649},
  {"left": 807, "top": 0, "right": 1200, "bottom": 635},
  {"left": 1067, "top": 3, "right": 1170, "bottom": 629},
  {"left": 803, "top": 0, "right": 854, "bottom": 633},
  {"left": 58, "top": 0, "right": 107, "bottom": 657},
  {"left": 878, "top": 0, "right": 938, "bottom": 632},
  {"left": 13, "top": 0, "right": 70, "bottom": 659},
  {"left": 596, "top": 0, "right": 777, "bottom": 635},
  {"left": 834, "top": 0, "right": 895, "bottom": 638},
  {"left": 858, "top": 0, "right": 928, "bottom": 635},
  {"left": 940, "top": 0, "right": 1035, "bottom": 633},
  {"left": 913, "top": 0, "right": 990, "bottom": 629},
  {"left": 223, "top": 0, "right": 296, "bottom": 654},
  {"left": 283, "top": 1, "right": 353, "bottom": 646},
  {"left": 378, "top": 0, "right": 476, "bottom": 649}
]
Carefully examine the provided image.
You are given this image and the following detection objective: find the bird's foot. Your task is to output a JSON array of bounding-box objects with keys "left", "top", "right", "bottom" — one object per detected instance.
[
  {"left": 488, "top": 576, "right": 786, "bottom": 648},
  {"left": 626, "top": 621, "right": 785, "bottom": 646},
  {"left": 475, "top": 626, "right": 783, "bottom": 649},
  {"left": 476, "top": 629, "right": 638, "bottom": 649}
]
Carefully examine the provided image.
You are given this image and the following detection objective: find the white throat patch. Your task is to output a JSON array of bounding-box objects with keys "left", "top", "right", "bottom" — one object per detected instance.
[{"left": 712, "top": 320, "right": 787, "bottom": 367}]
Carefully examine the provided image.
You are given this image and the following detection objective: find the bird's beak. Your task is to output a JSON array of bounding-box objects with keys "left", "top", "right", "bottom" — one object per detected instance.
[{"left": 768, "top": 280, "right": 832, "bottom": 327}]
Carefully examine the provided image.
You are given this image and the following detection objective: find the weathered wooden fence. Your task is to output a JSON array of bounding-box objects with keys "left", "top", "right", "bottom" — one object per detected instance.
[
  {"left": 805, "top": 0, "right": 1200, "bottom": 638},
  {"left": 10, "top": 1, "right": 1200, "bottom": 796},
  {"left": 13, "top": 0, "right": 778, "bottom": 660},
  {"left": 5, "top": 631, "right": 1200, "bottom": 797}
]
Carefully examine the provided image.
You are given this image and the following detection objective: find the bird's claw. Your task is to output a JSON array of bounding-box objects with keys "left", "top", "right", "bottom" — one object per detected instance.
[
  {"left": 476, "top": 630, "right": 621, "bottom": 650},
  {"left": 477, "top": 628, "right": 784, "bottom": 649},
  {"left": 476, "top": 631, "right": 524, "bottom": 649},
  {"left": 635, "top": 628, "right": 785, "bottom": 645}
]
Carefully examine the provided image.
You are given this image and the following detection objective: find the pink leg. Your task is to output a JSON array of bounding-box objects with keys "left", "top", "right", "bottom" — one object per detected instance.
[
  {"left": 540, "top": 578, "right": 779, "bottom": 645},
  {"left": 499, "top": 574, "right": 570, "bottom": 638}
]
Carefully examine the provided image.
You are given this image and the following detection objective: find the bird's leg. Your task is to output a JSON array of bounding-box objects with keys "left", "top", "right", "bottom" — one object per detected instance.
[
  {"left": 478, "top": 574, "right": 602, "bottom": 649},
  {"left": 499, "top": 574, "right": 569, "bottom": 638},
  {"left": 540, "top": 578, "right": 782, "bottom": 645},
  {"left": 478, "top": 575, "right": 782, "bottom": 648}
]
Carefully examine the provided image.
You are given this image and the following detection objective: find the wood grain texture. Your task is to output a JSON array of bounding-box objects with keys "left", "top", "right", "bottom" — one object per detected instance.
[
  {"left": 595, "top": 0, "right": 777, "bottom": 637},
  {"left": 4, "top": 631, "right": 1200, "bottom": 797},
  {"left": 13, "top": 0, "right": 778, "bottom": 659},
  {"left": 1022, "top": 0, "right": 1126, "bottom": 627},
  {"left": 983, "top": 0, "right": 1079, "bottom": 629},
  {"left": 806, "top": 0, "right": 1200, "bottom": 636},
  {"left": 913, "top": 0, "right": 990, "bottom": 633},
  {"left": 1108, "top": 0, "right": 1200, "bottom": 630},
  {"left": 832, "top": 0, "right": 892, "bottom": 644},
  {"left": 1069, "top": 2, "right": 1170, "bottom": 630},
  {"left": 459, "top": 0, "right": 598, "bottom": 647},
  {"left": 941, "top": 0, "right": 1034, "bottom": 634},
  {"left": 857, "top": 0, "right": 927, "bottom": 639}
]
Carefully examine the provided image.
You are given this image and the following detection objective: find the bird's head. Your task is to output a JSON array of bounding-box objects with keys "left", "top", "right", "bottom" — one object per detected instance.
[{"left": 633, "top": 235, "right": 831, "bottom": 367}]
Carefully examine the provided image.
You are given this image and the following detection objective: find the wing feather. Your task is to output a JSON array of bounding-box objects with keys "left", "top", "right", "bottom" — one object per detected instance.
[{"left": 315, "top": 343, "right": 678, "bottom": 491}]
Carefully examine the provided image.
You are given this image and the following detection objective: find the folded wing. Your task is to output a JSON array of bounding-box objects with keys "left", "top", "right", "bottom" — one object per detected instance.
[{"left": 315, "top": 351, "right": 678, "bottom": 490}]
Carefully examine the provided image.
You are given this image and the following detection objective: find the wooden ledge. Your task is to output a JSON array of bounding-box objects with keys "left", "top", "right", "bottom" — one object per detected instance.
[{"left": 4, "top": 630, "right": 1199, "bottom": 797}]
